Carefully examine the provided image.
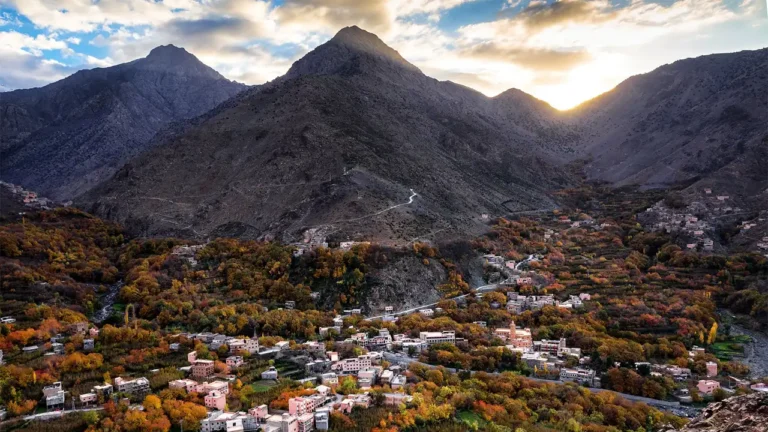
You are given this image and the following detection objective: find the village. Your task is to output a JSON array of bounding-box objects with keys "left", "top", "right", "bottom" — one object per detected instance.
[
  {"left": 6, "top": 267, "right": 765, "bottom": 432},
  {"left": 1, "top": 183, "right": 766, "bottom": 432}
]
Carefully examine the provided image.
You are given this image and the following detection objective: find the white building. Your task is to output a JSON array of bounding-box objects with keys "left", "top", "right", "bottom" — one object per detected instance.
[
  {"left": 262, "top": 366, "right": 279, "bottom": 380},
  {"left": 560, "top": 368, "right": 596, "bottom": 385},
  {"left": 114, "top": 377, "right": 150, "bottom": 395},
  {"left": 419, "top": 331, "right": 455, "bottom": 346},
  {"left": 331, "top": 355, "right": 373, "bottom": 374}
]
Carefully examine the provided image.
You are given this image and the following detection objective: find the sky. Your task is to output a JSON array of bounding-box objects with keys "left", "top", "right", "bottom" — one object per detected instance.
[{"left": 0, "top": 0, "right": 766, "bottom": 110}]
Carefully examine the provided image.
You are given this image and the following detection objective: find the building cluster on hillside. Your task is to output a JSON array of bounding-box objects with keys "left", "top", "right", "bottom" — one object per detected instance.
[
  {"left": 645, "top": 202, "right": 717, "bottom": 250},
  {"left": 489, "top": 321, "right": 595, "bottom": 385},
  {"left": 0, "top": 181, "right": 57, "bottom": 209},
  {"left": 193, "top": 371, "right": 393, "bottom": 432},
  {"left": 506, "top": 292, "right": 590, "bottom": 314},
  {"left": 185, "top": 332, "right": 288, "bottom": 357}
]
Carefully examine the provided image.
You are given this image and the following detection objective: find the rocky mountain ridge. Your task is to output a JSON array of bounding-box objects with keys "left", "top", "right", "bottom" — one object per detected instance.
[
  {"left": 0, "top": 45, "right": 246, "bottom": 200},
  {"left": 78, "top": 26, "right": 576, "bottom": 242}
]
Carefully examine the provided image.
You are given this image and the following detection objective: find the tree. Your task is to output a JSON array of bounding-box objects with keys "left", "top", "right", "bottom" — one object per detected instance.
[
  {"left": 707, "top": 322, "right": 718, "bottom": 345},
  {"left": 713, "top": 387, "right": 727, "bottom": 402}
]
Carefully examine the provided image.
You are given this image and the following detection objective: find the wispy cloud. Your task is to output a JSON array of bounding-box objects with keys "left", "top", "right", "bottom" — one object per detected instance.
[{"left": 0, "top": 0, "right": 765, "bottom": 108}]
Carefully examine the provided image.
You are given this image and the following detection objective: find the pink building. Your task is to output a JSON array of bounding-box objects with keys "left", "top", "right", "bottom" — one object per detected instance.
[
  {"left": 226, "top": 356, "right": 244, "bottom": 369},
  {"left": 697, "top": 380, "right": 720, "bottom": 395},
  {"left": 706, "top": 361, "right": 718, "bottom": 377},
  {"left": 494, "top": 322, "right": 532, "bottom": 349},
  {"left": 204, "top": 390, "right": 226, "bottom": 411},
  {"left": 192, "top": 359, "right": 215, "bottom": 378},
  {"left": 249, "top": 404, "right": 269, "bottom": 422},
  {"left": 296, "top": 413, "right": 314, "bottom": 432},
  {"left": 168, "top": 379, "right": 198, "bottom": 393}
]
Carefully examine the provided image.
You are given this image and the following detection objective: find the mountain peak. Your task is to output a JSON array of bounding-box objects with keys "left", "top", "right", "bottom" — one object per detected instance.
[
  {"left": 145, "top": 44, "right": 196, "bottom": 63},
  {"left": 285, "top": 26, "right": 421, "bottom": 79},
  {"left": 138, "top": 44, "right": 225, "bottom": 80}
]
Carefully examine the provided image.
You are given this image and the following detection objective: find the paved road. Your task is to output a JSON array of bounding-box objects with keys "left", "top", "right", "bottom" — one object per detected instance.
[
  {"left": 21, "top": 406, "right": 104, "bottom": 421},
  {"left": 382, "top": 353, "right": 696, "bottom": 415},
  {"left": 366, "top": 255, "right": 538, "bottom": 321},
  {"left": 366, "top": 282, "right": 504, "bottom": 320}
]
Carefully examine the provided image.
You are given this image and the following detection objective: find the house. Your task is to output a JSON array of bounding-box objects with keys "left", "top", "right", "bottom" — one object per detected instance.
[
  {"left": 205, "top": 390, "right": 227, "bottom": 411},
  {"left": 0, "top": 316, "right": 16, "bottom": 324},
  {"left": 697, "top": 380, "right": 720, "bottom": 395},
  {"left": 419, "top": 309, "right": 434, "bottom": 317},
  {"left": 170, "top": 343, "right": 180, "bottom": 351},
  {"left": 306, "top": 359, "right": 332, "bottom": 374},
  {"left": 80, "top": 392, "right": 98, "bottom": 406},
  {"left": 262, "top": 366, "right": 279, "bottom": 380},
  {"left": 22, "top": 345, "right": 39, "bottom": 353},
  {"left": 285, "top": 301, "right": 296, "bottom": 310},
  {"left": 706, "top": 361, "right": 718, "bottom": 377},
  {"left": 315, "top": 410, "right": 330, "bottom": 431},
  {"left": 195, "top": 381, "right": 230, "bottom": 395},
  {"left": 331, "top": 355, "right": 373, "bottom": 374},
  {"left": 69, "top": 321, "right": 88, "bottom": 335},
  {"left": 535, "top": 338, "right": 566, "bottom": 356},
  {"left": 289, "top": 395, "right": 321, "bottom": 416},
  {"left": 188, "top": 351, "right": 198, "bottom": 363},
  {"left": 201, "top": 411, "right": 259, "bottom": 432},
  {"left": 51, "top": 342, "right": 65, "bottom": 355},
  {"left": 750, "top": 383, "right": 768, "bottom": 393},
  {"left": 390, "top": 374, "right": 407, "bottom": 389},
  {"left": 114, "top": 377, "right": 150, "bottom": 395},
  {"left": 228, "top": 339, "right": 247, "bottom": 353},
  {"left": 226, "top": 356, "right": 244, "bottom": 369},
  {"left": 315, "top": 385, "right": 331, "bottom": 397},
  {"left": 275, "top": 341, "right": 290, "bottom": 350},
  {"left": 380, "top": 370, "right": 394, "bottom": 385},
  {"left": 473, "top": 321, "right": 487, "bottom": 328},
  {"left": 83, "top": 339, "right": 95, "bottom": 351},
  {"left": 192, "top": 359, "right": 216, "bottom": 378},
  {"left": 560, "top": 368, "right": 596, "bottom": 385},
  {"left": 92, "top": 383, "right": 114, "bottom": 398},
  {"left": 384, "top": 393, "right": 413, "bottom": 406},
  {"left": 248, "top": 405, "right": 269, "bottom": 423},
  {"left": 516, "top": 277, "right": 533, "bottom": 286},
  {"left": 169, "top": 379, "right": 198, "bottom": 393},
  {"left": 296, "top": 413, "right": 314, "bottom": 432},
  {"left": 320, "top": 373, "right": 338, "bottom": 385},
  {"left": 419, "top": 331, "right": 455, "bottom": 346},
  {"left": 44, "top": 382, "right": 65, "bottom": 409},
  {"left": 494, "top": 322, "right": 532, "bottom": 350},
  {"left": 338, "top": 394, "right": 371, "bottom": 413},
  {"left": 266, "top": 413, "right": 299, "bottom": 432}
]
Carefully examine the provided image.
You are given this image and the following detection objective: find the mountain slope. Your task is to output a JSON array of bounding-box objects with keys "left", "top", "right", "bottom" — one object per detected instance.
[
  {"left": 571, "top": 48, "right": 768, "bottom": 188},
  {"left": 80, "top": 26, "right": 575, "bottom": 242},
  {"left": 0, "top": 45, "right": 246, "bottom": 200}
]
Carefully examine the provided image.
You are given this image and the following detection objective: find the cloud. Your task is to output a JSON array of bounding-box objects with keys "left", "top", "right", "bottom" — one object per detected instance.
[
  {"left": 274, "top": 0, "right": 394, "bottom": 36},
  {"left": 1, "top": 0, "right": 764, "bottom": 109},
  {"left": 460, "top": 42, "right": 591, "bottom": 71},
  {"left": 0, "top": 31, "right": 74, "bottom": 88},
  {"left": 511, "top": 0, "right": 615, "bottom": 30}
]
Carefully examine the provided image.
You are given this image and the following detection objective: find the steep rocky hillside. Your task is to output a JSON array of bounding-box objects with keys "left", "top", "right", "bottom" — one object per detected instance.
[
  {"left": 80, "top": 26, "right": 576, "bottom": 242},
  {"left": 664, "top": 392, "right": 768, "bottom": 432},
  {"left": 572, "top": 48, "right": 768, "bottom": 189},
  {"left": 0, "top": 45, "right": 245, "bottom": 200}
]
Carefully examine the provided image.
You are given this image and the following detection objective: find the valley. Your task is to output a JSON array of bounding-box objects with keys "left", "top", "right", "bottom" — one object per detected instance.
[{"left": 0, "top": 22, "right": 766, "bottom": 432}]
